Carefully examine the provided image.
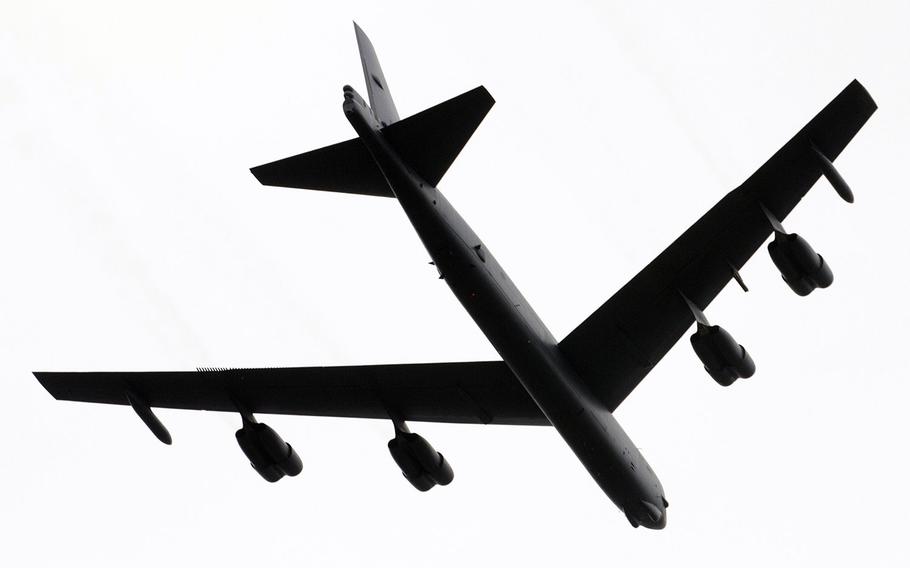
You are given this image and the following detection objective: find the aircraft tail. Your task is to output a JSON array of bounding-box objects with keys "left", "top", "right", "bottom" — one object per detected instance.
[
  {"left": 250, "top": 25, "right": 495, "bottom": 197},
  {"left": 354, "top": 21, "right": 399, "bottom": 127}
]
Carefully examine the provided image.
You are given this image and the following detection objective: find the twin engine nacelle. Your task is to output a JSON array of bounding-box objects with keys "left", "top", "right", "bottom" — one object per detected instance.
[
  {"left": 768, "top": 232, "right": 833, "bottom": 296},
  {"left": 236, "top": 421, "right": 303, "bottom": 483},
  {"left": 690, "top": 323, "right": 756, "bottom": 387},
  {"left": 388, "top": 431, "right": 454, "bottom": 491}
]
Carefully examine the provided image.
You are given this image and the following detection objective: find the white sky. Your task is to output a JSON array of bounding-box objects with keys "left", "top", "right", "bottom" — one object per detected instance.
[{"left": 2, "top": 1, "right": 908, "bottom": 566}]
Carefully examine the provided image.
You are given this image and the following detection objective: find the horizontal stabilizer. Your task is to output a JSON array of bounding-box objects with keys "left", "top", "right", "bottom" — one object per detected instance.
[
  {"left": 383, "top": 86, "right": 495, "bottom": 187},
  {"left": 250, "top": 86, "right": 494, "bottom": 196},
  {"left": 250, "top": 137, "right": 393, "bottom": 197}
]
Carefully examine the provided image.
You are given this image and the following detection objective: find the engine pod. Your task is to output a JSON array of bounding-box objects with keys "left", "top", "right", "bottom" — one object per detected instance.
[
  {"left": 690, "top": 324, "right": 755, "bottom": 386},
  {"left": 768, "top": 232, "right": 833, "bottom": 296},
  {"left": 388, "top": 436, "right": 437, "bottom": 491},
  {"left": 251, "top": 461, "right": 285, "bottom": 483},
  {"left": 388, "top": 432, "right": 454, "bottom": 489},
  {"left": 236, "top": 422, "right": 302, "bottom": 481},
  {"left": 278, "top": 445, "right": 303, "bottom": 477}
]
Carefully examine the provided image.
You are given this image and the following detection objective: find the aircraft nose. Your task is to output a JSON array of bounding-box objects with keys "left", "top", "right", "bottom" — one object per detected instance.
[
  {"left": 641, "top": 499, "right": 667, "bottom": 529},
  {"left": 630, "top": 499, "right": 667, "bottom": 530}
]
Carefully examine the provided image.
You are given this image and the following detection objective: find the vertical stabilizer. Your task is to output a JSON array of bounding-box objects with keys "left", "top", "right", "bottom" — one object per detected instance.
[{"left": 354, "top": 22, "right": 400, "bottom": 126}]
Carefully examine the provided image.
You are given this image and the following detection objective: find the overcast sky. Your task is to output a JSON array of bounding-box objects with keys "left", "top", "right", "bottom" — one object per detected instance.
[{"left": 2, "top": 1, "right": 909, "bottom": 566}]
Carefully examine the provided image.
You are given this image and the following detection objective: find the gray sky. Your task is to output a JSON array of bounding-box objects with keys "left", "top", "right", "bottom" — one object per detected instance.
[{"left": 2, "top": 1, "right": 908, "bottom": 566}]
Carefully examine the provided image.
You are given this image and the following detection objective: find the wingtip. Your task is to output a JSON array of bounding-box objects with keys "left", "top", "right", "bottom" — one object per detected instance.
[
  {"left": 847, "top": 78, "right": 878, "bottom": 113},
  {"left": 32, "top": 371, "right": 70, "bottom": 401},
  {"left": 477, "top": 85, "right": 495, "bottom": 106},
  {"left": 33, "top": 371, "right": 52, "bottom": 390},
  {"left": 249, "top": 165, "right": 267, "bottom": 186}
]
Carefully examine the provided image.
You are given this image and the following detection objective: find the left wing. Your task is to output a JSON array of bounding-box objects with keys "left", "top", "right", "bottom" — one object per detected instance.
[
  {"left": 560, "top": 80, "right": 877, "bottom": 410},
  {"left": 35, "top": 361, "right": 548, "bottom": 426}
]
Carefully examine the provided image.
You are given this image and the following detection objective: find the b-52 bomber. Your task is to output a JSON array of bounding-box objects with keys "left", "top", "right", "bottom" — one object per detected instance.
[{"left": 35, "top": 23, "right": 876, "bottom": 529}]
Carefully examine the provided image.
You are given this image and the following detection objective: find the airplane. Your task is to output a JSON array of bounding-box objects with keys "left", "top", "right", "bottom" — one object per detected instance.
[{"left": 34, "top": 23, "right": 876, "bottom": 529}]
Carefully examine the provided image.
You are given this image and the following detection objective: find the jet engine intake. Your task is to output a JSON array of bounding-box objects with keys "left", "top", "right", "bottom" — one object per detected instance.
[
  {"left": 767, "top": 232, "right": 833, "bottom": 296},
  {"left": 235, "top": 421, "right": 303, "bottom": 483},
  {"left": 388, "top": 431, "right": 454, "bottom": 491},
  {"left": 690, "top": 323, "right": 756, "bottom": 386}
]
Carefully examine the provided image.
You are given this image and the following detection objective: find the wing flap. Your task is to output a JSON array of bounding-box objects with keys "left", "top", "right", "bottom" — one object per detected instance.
[{"left": 35, "top": 361, "right": 548, "bottom": 426}]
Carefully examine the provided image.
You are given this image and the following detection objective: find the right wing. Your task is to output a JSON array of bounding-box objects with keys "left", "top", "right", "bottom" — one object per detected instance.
[
  {"left": 559, "top": 80, "right": 876, "bottom": 411},
  {"left": 35, "top": 361, "right": 548, "bottom": 426}
]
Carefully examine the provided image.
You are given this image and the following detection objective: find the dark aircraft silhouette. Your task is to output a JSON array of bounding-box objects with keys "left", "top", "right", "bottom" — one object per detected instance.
[{"left": 34, "top": 24, "right": 876, "bottom": 529}]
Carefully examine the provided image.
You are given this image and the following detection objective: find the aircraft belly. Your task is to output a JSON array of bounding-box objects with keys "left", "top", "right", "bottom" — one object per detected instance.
[
  {"left": 393, "top": 188, "right": 667, "bottom": 515},
  {"left": 351, "top": 122, "right": 667, "bottom": 522},
  {"left": 458, "top": 266, "right": 666, "bottom": 514}
]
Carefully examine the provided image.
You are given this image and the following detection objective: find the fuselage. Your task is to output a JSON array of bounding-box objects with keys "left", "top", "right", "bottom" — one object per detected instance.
[{"left": 343, "top": 86, "right": 667, "bottom": 528}]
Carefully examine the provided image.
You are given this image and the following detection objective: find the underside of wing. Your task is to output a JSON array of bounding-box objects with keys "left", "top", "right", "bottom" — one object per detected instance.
[
  {"left": 560, "top": 80, "right": 877, "bottom": 411},
  {"left": 35, "top": 361, "right": 548, "bottom": 426}
]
